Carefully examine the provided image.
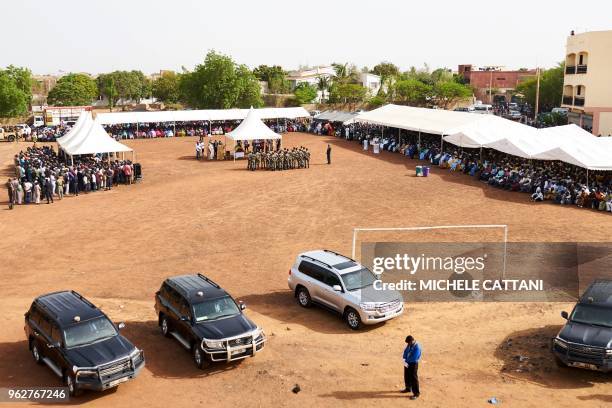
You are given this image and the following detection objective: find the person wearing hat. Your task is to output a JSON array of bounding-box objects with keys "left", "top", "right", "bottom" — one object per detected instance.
[{"left": 401, "top": 335, "right": 421, "bottom": 399}]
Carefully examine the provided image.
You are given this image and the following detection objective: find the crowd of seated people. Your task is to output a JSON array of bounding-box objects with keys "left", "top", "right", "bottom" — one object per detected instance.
[
  {"left": 321, "top": 123, "right": 612, "bottom": 213},
  {"left": 103, "top": 119, "right": 308, "bottom": 140},
  {"left": 7, "top": 145, "right": 138, "bottom": 208}
]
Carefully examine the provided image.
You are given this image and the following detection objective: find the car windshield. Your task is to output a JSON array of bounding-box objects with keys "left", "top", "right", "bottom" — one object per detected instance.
[
  {"left": 341, "top": 268, "right": 378, "bottom": 291},
  {"left": 193, "top": 296, "right": 240, "bottom": 322},
  {"left": 570, "top": 304, "right": 612, "bottom": 328},
  {"left": 63, "top": 316, "right": 118, "bottom": 348}
]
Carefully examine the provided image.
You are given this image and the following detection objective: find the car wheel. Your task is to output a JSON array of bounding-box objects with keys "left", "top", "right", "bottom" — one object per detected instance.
[
  {"left": 31, "top": 342, "right": 43, "bottom": 364},
  {"left": 193, "top": 345, "right": 209, "bottom": 369},
  {"left": 8, "top": 135, "right": 15, "bottom": 142},
  {"left": 160, "top": 316, "right": 171, "bottom": 337},
  {"left": 345, "top": 308, "right": 362, "bottom": 330},
  {"left": 64, "top": 373, "right": 81, "bottom": 397},
  {"left": 297, "top": 287, "right": 312, "bottom": 308}
]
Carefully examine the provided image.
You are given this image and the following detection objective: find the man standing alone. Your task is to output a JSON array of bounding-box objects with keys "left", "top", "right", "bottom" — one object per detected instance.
[
  {"left": 326, "top": 144, "right": 332, "bottom": 165},
  {"left": 401, "top": 335, "right": 421, "bottom": 399}
]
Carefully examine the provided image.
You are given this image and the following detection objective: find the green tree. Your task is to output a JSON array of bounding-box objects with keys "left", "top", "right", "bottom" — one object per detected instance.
[
  {"left": 3, "top": 65, "right": 33, "bottom": 101},
  {"left": 179, "top": 51, "right": 263, "bottom": 109},
  {"left": 47, "top": 73, "right": 97, "bottom": 106},
  {"left": 0, "top": 68, "right": 30, "bottom": 118},
  {"left": 97, "top": 70, "right": 150, "bottom": 110},
  {"left": 152, "top": 71, "right": 180, "bottom": 103},
  {"left": 371, "top": 62, "right": 400, "bottom": 79},
  {"left": 293, "top": 82, "right": 318, "bottom": 104},
  {"left": 329, "top": 83, "right": 367, "bottom": 109},
  {"left": 516, "top": 63, "right": 564, "bottom": 112},
  {"left": 432, "top": 81, "right": 473, "bottom": 109},
  {"left": 392, "top": 79, "right": 432, "bottom": 106},
  {"left": 253, "top": 65, "right": 289, "bottom": 94}
]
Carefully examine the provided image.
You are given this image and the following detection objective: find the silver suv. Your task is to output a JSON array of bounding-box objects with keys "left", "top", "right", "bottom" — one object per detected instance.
[{"left": 288, "top": 250, "right": 404, "bottom": 330}]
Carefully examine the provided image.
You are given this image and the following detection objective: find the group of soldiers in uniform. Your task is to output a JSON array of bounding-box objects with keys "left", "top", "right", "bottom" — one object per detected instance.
[{"left": 247, "top": 147, "right": 310, "bottom": 171}]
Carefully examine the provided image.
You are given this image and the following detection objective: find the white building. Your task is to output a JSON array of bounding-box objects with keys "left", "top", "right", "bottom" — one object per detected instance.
[{"left": 287, "top": 66, "right": 381, "bottom": 102}]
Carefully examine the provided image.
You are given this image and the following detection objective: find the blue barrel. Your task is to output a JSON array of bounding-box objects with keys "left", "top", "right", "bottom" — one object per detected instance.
[{"left": 423, "top": 166, "right": 430, "bottom": 177}]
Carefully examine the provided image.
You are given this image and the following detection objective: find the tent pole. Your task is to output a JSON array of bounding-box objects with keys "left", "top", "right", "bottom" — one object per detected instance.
[
  {"left": 586, "top": 168, "right": 589, "bottom": 185},
  {"left": 441, "top": 134, "right": 444, "bottom": 152},
  {"left": 418, "top": 131, "right": 421, "bottom": 147}
]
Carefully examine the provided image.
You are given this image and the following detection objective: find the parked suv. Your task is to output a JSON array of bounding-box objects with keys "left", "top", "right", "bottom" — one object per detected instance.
[
  {"left": 24, "top": 291, "right": 145, "bottom": 396},
  {"left": 154, "top": 274, "right": 266, "bottom": 369},
  {"left": 552, "top": 279, "right": 612, "bottom": 372},
  {"left": 288, "top": 250, "right": 404, "bottom": 330}
]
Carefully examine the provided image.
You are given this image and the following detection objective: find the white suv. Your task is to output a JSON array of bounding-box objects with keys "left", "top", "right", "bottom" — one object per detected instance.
[{"left": 288, "top": 250, "right": 404, "bottom": 330}]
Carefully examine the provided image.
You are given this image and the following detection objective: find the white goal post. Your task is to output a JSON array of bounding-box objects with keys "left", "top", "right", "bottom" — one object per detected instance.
[{"left": 351, "top": 224, "right": 508, "bottom": 277}]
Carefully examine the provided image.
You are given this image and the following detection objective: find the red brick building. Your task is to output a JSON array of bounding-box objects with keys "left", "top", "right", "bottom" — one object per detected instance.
[{"left": 458, "top": 65, "right": 537, "bottom": 103}]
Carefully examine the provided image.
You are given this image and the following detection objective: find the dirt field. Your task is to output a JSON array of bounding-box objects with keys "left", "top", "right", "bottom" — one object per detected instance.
[{"left": 0, "top": 133, "right": 610, "bottom": 408}]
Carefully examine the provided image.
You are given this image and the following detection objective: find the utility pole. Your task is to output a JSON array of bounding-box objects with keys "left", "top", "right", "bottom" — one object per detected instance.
[
  {"left": 489, "top": 70, "right": 493, "bottom": 104},
  {"left": 534, "top": 67, "right": 541, "bottom": 121}
]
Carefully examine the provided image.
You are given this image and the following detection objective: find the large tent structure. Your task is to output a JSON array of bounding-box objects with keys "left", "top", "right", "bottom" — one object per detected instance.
[
  {"left": 56, "top": 112, "right": 133, "bottom": 164},
  {"left": 314, "top": 111, "right": 359, "bottom": 125},
  {"left": 95, "top": 107, "right": 310, "bottom": 125},
  {"left": 355, "top": 104, "right": 612, "bottom": 171},
  {"left": 226, "top": 109, "right": 281, "bottom": 160}
]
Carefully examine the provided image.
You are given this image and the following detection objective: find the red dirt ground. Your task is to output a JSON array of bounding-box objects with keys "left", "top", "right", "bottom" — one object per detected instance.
[{"left": 0, "top": 133, "right": 610, "bottom": 408}]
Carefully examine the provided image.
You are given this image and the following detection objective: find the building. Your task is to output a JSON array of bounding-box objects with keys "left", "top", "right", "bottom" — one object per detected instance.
[
  {"left": 458, "top": 65, "right": 537, "bottom": 103},
  {"left": 561, "top": 30, "right": 612, "bottom": 136},
  {"left": 287, "top": 66, "right": 381, "bottom": 102},
  {"left": 359, "top": 72, "right": 381, "bottom": 95}
]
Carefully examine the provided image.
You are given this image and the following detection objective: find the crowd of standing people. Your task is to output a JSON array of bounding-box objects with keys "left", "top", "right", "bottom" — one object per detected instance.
[{"left": 6, "top": 145, "right": 139, "bottom": 209}]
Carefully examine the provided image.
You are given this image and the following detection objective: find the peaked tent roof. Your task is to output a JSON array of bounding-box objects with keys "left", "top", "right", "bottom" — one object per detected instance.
[
  {"left": 57, "top": 112, "right": 132, "bottom": 155},
  {"left": 226, "top": 109, "right": 282, "bottom": 141}
]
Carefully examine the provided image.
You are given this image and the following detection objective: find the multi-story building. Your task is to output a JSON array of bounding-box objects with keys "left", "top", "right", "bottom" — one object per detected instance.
[
  {"left": 287, "top": 66, "right": 381, "bottom": 102},
  {"left": 561, "top": 30, "right": 612, "bottom": 136},
  {"left": 458, "top": 65, "right": 537, "bottom": 103}
]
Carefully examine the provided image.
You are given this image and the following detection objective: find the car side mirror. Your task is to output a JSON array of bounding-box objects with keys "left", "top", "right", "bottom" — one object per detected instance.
[
  {"left": 239, "top": 301, "right": 247, "bottom": 311},
  {"left": 332, "top": 284, "right": 343, "bottom": 292},
  {"left": 561, "top": 311, "right": 568, "bottom": 320},
  {"left": 47, "top": 342, "right": 60, "bottom": 349},
  {"left": 117, "top": 322, "right": 126, "bottom": 330},
  {"left": 180, "top": 316, "right": 190, "bottom": 322}
]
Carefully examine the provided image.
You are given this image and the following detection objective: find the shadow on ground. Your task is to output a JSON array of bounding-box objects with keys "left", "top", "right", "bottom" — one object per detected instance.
[{"left": 494, "top": 324, "right": 610, "bottom": 389}]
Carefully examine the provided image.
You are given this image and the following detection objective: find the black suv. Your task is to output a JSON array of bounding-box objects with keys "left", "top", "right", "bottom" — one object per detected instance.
[
  {"left": 154, "top": 274, "right": 266, "bottom": 369},
  {"left": 24, "top": 291, "right": 145, "bottom": 396},
  {"left": 552, "top": 279, "right": 612, "bottom": 372}
]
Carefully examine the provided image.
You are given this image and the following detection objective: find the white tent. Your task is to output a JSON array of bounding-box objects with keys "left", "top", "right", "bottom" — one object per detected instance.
[
  {"left": 96, "top": 107, "right": 310, "bottom": 125},
  {"left": 57, "top": 112, "right": 133, "bottom": 162},
  {"left": 226, "top": 108, "right": 282, "bottom": 141}
]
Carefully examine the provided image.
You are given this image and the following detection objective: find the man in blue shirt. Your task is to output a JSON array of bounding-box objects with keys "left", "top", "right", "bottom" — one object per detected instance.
[{"left": 401, "top": 335, "right": 421, "bottom": 399}]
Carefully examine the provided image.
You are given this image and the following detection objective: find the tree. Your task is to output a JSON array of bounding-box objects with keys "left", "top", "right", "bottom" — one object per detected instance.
[
  {"left": 329, "top": 83, "right": 367, "bottom": 109},
  {"left": 516, "top": 63, "right": 564, "bottom": 112},
  {"left": 0, "top": 68, "right": 30, "bottom": 118},
  {"left": 253, "top": 65, "right": 289, "bottom": 94},
  {"left": 293, "top": 83, "right": 318, "bottom": 105},
  {"left": 392, "top": 79, "right": 432, "bottom": 106},
  {"left": 371, "top": 62, "right": 399, "bottom": 79},
  {"left": 97, "top": 70, "right": 151, "bottom": 110},
  {"left": 152, "top": 71, "right": 180, "bottom": 103},
  {"left": 432, "top": 81, "right": 473, "bottom": 109},
  {"left": 3, "top": 65, "right": 32, "bottom": 101},
  {"left": 47, "top": 73, "right": 97, "bottom": 106},
  {"left": 179, "top": 51, "right": 263, "bottom": 109}
]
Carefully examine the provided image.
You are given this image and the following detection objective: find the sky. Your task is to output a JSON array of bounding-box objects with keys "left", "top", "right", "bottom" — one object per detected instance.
[{"left": 2, "top": 0, "right": 611, "bottom": 75}]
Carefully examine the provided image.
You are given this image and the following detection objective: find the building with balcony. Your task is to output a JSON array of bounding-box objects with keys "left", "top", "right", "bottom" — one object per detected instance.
[{"left": 561, "top": 30, "right": 612, "bottom": 136}]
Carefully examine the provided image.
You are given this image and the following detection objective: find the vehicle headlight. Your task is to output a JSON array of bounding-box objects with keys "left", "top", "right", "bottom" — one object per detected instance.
[
  {"left": 254, "top": 327, "right": 265, "bottom": 341},
  {"left": 359, "top": 302, "right": 378, "bottom": 311},
  {"left": 554, "top": 337, "right": 568, "bottom": 349},
  {"left": 130, "top": 348, "right": 144, "bottom": 363},
  {"left": 75, "top": 369, "right": 98, "bottom": 379},
  {"left": 606, "top": 349, "right": 612, "bottom": 356},
  {"left": 204, "top": 340, "right": 225, "bottom": 349}
]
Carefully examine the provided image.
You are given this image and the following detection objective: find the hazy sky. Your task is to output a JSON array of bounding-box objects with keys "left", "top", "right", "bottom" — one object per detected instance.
[{"left": 3, "top": 0, "right": 611, "bottom": 75}]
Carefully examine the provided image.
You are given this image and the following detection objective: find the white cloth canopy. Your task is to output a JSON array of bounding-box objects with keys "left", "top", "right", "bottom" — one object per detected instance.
[
  {"left": 355, "top": 104, "right": 612, "bottom": 170},
  {"left": 96, "top": 107, "right": 310, "bottom": 125},
  {"left": 57, "top": 112, "right": 132, "bottom": 156},
  {"left": 226, "top": 108, "right": 282, "bottom": 141},
  {"left": 314, "top": 110, "right": 358, "bottom": 124}
]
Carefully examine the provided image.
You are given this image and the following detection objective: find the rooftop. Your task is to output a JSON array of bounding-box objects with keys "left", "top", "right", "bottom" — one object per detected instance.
[
  {"left": 166, "top": 274, "right": 227, "bottom": 302},
  {"left": 35, "top": 291, "right": 102, "bottom": 325}
]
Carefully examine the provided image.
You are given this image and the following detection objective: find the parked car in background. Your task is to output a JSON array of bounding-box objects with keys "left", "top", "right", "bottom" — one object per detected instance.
[
  {"left": 0, "top": 127, "right": 18, "bottom": 142},
  {"left": 288, "top": 250, "right": 404, "bottom": 330},
  {"left": 552, "top": 279, "right": 612, "bottom": 372},
  {"left": 24, "top": 291, "right": 145, "bottom": 396},
  {"left": 472, "top": 104, "right": 493, "bottom": 114},
  {"left": 154, "top": 274, "right": 266, "bottom": 369},
  {"left": 505, "top": 110, "right": 522, "bottom": 120}
]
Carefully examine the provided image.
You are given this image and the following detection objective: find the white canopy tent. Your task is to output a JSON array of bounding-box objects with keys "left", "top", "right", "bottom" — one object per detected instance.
[
  {"left": 225, "top": 108, "right": 282, "bottom": 161},
  {"left": 96, "top": 107, "right": 310, "bottom": 125},
  {"left": 57, "top": 112, "right": 133, "bottom": 164},
  {"left": 355, "top": 104, "right": 612, "bottom": 171}
]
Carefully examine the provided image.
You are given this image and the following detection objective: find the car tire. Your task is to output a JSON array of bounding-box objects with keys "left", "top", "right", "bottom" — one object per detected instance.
[
  {"left": 296, "top": 287, "right": 312, "bottom": 308},
  {"left": 193, "top": 345, "right": 209, "bottom": 370},
  {"left": 64, "top": 372, "right": 81, "bottom": 397},
  {"left": 31, "top": 342, "right": 43, "bottom": 365},
  {"left": 345, "top": 308, "right": 362, "bottom": 330},
  {"left": 160, "top": 315, "right": 171, "bottom": 337},
  {"left": 8, "top": 135, "right": 15, "bottom": 142}
]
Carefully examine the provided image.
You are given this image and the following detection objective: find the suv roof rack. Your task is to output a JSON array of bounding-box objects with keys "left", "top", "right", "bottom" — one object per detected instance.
[
  {"left": 323, "top": 249, "right": 356, "bottom": 263},
  {"left": 300, "top": 255, "right": 332, "bottom": 270},
  {"left": 70, "top": 290, "right": 97, "bottom": 309},
  {"left": 197, "top": 273, "right": 220, "bottom": 289}
]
